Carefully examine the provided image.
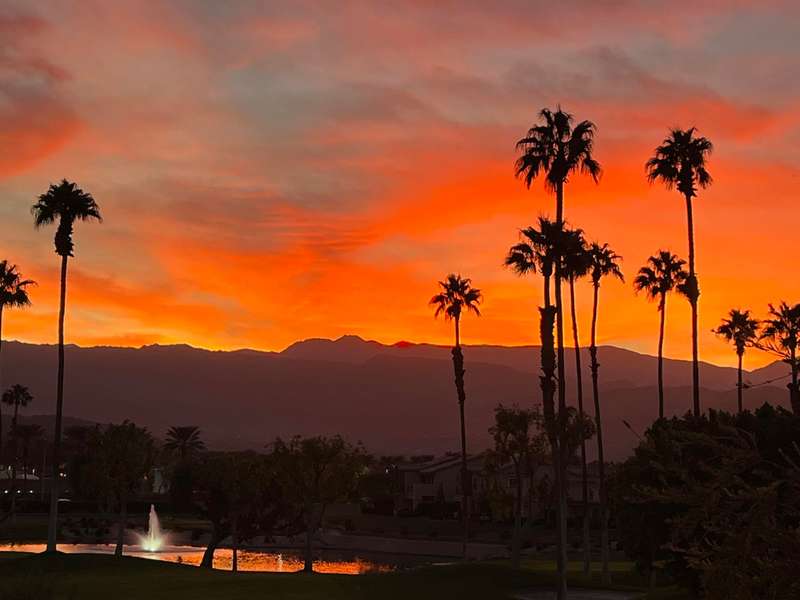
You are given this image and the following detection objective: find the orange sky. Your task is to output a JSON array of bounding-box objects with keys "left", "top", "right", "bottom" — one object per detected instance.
[{"left": 1, "top": 1, "right": 799, "bottom": 368}]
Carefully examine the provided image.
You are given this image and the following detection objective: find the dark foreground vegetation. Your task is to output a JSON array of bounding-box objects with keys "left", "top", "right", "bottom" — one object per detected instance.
[{"left": 0, "top": 552, "right": 684, "bottom": 600}]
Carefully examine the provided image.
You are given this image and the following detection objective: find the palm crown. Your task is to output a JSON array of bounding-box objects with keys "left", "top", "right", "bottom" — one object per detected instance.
[
  {"left": 645, "top": 128, "right": 713, "bottom": 199},
  {"left": 2, "top": 384, "right": 33, "bottom": 411},
  {"left": 561, "top": 228, "right": 591, "bottom": 280},
  {"left": 633, "top": 250, "right": 688, "bottom": 306},
  {"left": 714, "top": 309, "right": 760, "bottom": 355},
  {"left": 0, "top": 261, "right": 35, "bottom": 310},
  {"left": 505, "top": 217, "right": 567, "bottom": 278},
  {"left": 31, "top": 179, "right": 102, "bottom": 257},
  {"left": 758, "top": 302, "right": 800, "bottom": 361},
  {"left": 429, "top": 274, "right": 482, "bottom": 322},
  {"left": 588, "top": 243, "right": 624, "bottom": 286},
  {"left": 164, "top": 425, "right": 206, "bottom": 459},
  {"left": 515, "top": 107, "right": 602, "bottom": 191}
]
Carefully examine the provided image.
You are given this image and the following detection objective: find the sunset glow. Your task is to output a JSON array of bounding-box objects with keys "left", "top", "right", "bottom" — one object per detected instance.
[{"left": 1, "top": 1, "right": 798, "bottom": 367}]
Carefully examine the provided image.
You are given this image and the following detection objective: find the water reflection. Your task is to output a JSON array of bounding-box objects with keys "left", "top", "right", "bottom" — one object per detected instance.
[{"left": 0, "top": 543, "right": 394, "bottom": 575}]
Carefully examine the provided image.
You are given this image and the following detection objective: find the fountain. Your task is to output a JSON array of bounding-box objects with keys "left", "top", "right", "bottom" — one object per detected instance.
[{"left": 137, "top": 504, "right": 167, "bottom": 552}]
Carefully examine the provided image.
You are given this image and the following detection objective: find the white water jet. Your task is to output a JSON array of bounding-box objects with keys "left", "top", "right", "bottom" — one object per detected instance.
[{"left": 137, "top": 504, "right": 167, "bottom": 552}]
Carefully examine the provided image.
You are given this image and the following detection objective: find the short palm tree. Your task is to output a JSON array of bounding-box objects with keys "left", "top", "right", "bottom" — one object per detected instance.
[
  {"left": 714, "top": 309, "right": 760, "bottom": 413},
  {"left": 0, "top": 261, "right": 34, "bottom": 454},
  {"left": 646, "top": 128, "right": 713, "bottom": 417},
  {"left": 14, "top": 424, "right": 43, "bottom": 480},
  {"left": 633, "top": 251, "right": 689, "bottom": 419},
  {"left": 430, "top": 274, "right": 481, "bottom": 559},
  {"left": 586, "top": 241, "right": 623, "bottom": 584},
  {"left": 32, "top": 179, "right": 102, "bottom": 552},
  {"left": 2, "top": 384, "right": 33, "bottom": 512},
  {"left": 164, "top": 426, "right": 206, "bottom": 461},
  {"left": 757, "top": 302, "right": 800, "bottom": 414},
  {"left": 516, "top": 108, "right": 601, "bottom": 600}
]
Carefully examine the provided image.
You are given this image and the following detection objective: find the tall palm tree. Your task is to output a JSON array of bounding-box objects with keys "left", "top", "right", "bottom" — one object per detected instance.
[
  {"left": 714, "top": 309, "right": 760, "bottom": 413},
  {"left": 587, "top": 242, "right": 623, "bottom": 584},
  {"left": 646, "top": 128, "right": 713, "bottom": 417},
  {"left": 633, "top": 251, "right": 689, "bottom": 418},
  {"left": 0, "top": 261, "right": 34, "bottom": 455},
  {"left": 516, "top": 108, "right": 600, "bottom": 600},
  {"left": 164, "top": 426, "right": 206, "bottom": 461},
  {"left": 429, "top": 274, "right": 481, "bottom": 559},
  {"left": 32, "top": 179, "right": 102, "bottom": 552},
  {"left": 757, "top": 302, "right": 800, "bottom": 414},
  {"left": 561, "top": 227, "right": 593, "bottom": 575}
]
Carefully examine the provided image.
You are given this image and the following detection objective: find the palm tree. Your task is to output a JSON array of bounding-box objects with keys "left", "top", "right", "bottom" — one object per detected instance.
[
  {"left": 429, "top": 274, "right": 481, "bottom": 559},
  {"left": 633, "top": 251, "right": 688, "bottom": 418},
  {"left": 516, "top": 108, "right": 600, "bottom": 600},
  {"left": 32, "top": 179, "right": 102, "bottom": 552},
  {"left": 504, "top": 218, "right": 560, "bottom": 455},
  {"left": 561, "top": 227, "right": 593, "bottom": 575},
  {"left": 164, "top": 426, "right": 206, "bottom": 461},
  {"left": 14, "top": 424, "right": 43, "bottom": 481},
  {"left": 586, "top": 242, "right": 623, "bottom": 584},
  {"left": 2, "top": 384, "right": 33, "bottom": 515},
  {"left": 714, "top": 309, "right": 760, "bottom": 413},
  {"left": 756, "top": 302, "right": 800, "bottom": 414},
  {"left": 0, "top": 261, "right": 34, "bottom": 454},
  {"left": 646, "top": 128, "right": 713, "bottom": 417}
]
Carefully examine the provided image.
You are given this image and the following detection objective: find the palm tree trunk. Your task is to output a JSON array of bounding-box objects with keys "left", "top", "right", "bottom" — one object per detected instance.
[
  {"left": 737, "top": 352, "right": 743, "bottom": 413},
  {"left": 685, "top": 195, "right": 700, "bottom": 417},
  {"left": 451, "top": 316, "right": 470, "bottom": 560},
  {"left": 553, "top": 179, "right": 568, "bottom": 600},
  {"left": 589, "top": 282, "right": 610, "bottom": 584},
  {"left": 10, "top": 404, "right": 18, "bottom": 522},
  {"left": 47, "top": 254, "right": 68, "bottom": 553},
  {"left": 569, "top": 277, "right": 591, "bottom": 575},
  {"left": 790, "top": 349, "right": 800, "bottom": 415},
  {"left": 0, "top": 305, "right": 3, "bottom": 459},
  {"left": 201, "top": 527, "right": 223, "bottom": 568},
  {"left": 658, "top": 294, "right": 666, "bottom": 419},
  {"left": 231, "top": 516, "right": 238, "bottom": 573},
  {"left": 303, "top": 514, "right": 315, "bottom": 572},
  {"left": 115, "top": 495, "right": 127, "bottom": 557},
  {"left": 512, "top": 461, "right": 522, "bottom": 569}
]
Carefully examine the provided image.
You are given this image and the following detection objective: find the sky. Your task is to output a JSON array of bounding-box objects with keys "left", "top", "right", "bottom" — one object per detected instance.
[{"left": 1, "top": 1, "right": 798, "bottom": 367}]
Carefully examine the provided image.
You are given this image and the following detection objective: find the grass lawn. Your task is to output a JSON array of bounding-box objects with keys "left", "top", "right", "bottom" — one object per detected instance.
[{"left": 0, "top": 552, "right": 689, "bottom": 600}]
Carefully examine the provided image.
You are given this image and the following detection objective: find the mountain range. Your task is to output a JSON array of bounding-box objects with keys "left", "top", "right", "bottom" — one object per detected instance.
[{"left": 0, "top": 336, "right": 790, "bottom": 461}]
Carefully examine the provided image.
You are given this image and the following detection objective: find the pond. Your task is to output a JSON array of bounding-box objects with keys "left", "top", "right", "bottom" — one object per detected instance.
[{"left": 0, "top": 543, "right": 410, "bottom": 574}]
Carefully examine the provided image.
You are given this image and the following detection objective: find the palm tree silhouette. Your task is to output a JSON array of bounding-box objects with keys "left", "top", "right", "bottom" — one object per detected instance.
[
  {"left": 505, "top": 219, "right": 560, "bottom": 433},
  {"left": 646, "top": 128, "right": 713, "bottom": 417},
  {"left": 0, "top": 262, "right": 34, "bottom": 455},
  {"left": 14, "top": 424, "right": 43, "bottom": 481},
  {"left": 633, "top": 251, "right": 688, "bottom": 418},
  {"left": 32, "top": 179, "right": 102, "bottom": 552},
  {"left": 516, "top": 108, "right": 600, "bottom": 600},
  {"left": 586, "top": 241, "right": 623, "bottom": 584},
  {"left": 429, "top": 274, "right": 481, "bottom": 559},
  {"left": 757, "top": 302, "right": 800, "bottom": 414},
  {"left": 561, "top": 227, "right": 594, "bottom": 575},
  {"left": 164, "top": 426, "right": 206, "bottom": 461},
  {"left": 2, "top": 384, "right": 33, "bottom": 515},
  {"left": 714, "top": 309, "right": 760, "bottom": 413}
]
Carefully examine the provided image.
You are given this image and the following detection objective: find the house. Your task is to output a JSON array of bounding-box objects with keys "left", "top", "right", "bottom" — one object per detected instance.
[{"left": 395, "top": 453, "right": 600, "bottom": 520}]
